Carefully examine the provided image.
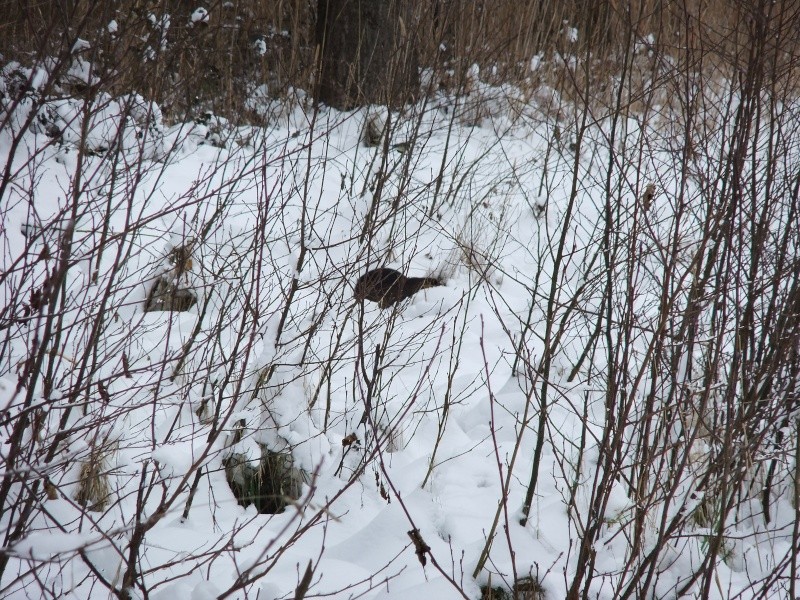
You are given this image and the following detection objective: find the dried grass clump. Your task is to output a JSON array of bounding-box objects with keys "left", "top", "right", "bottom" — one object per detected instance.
[
  {"left": 74, "top": 451, "right": 111, "bottom": 512},
  {"left": 363, "top": 110, "right": 388, "bottom": 147},
  {"left": 480, "top": 575, "right": 545, "bottom": 600},
  {"left": 440, "top": 197, "right": 512, "bottom": 286},
  {"left": 145, "top": 238, "right": 197, "bottom": 312},
  {"left": 224, "top": 445, "right": 304, "bottom": 514}
]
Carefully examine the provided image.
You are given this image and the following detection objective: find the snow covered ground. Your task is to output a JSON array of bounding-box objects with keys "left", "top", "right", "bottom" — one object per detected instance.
[{"left": 2, "top": 65, "right": 800, "bottom": 600}]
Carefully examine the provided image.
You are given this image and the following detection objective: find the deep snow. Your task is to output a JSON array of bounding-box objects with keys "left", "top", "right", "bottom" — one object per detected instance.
[{"left": 2, "top": 68, "right": 800, "bottom": 600}]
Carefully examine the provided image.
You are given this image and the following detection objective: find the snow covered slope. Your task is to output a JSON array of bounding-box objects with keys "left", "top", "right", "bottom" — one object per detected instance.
[{"left": 2, "top": 70, "right": 800, "bottom": 600}]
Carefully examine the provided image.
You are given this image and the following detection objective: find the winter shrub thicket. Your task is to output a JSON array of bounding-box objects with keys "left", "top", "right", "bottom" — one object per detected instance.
[
  {"left": 3, "top": 2, "right": 800, "bottom": 600},
  {"left": 0, "top": 1, "right": 782, "bottom": 123}
]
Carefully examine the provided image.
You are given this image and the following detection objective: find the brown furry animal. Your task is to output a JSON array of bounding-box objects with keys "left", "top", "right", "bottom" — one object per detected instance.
[{"left": 354, "top": 268, "right": 443, "bottom": 309}]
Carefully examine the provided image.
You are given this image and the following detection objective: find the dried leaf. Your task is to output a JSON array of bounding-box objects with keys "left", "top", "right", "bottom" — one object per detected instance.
[
  {"left": 98, "top": 381, "right": 111, "bottom": 404},
  {"left": 642, "top": 183, "right": 656, "bottom": 212},
  {"left": 38, "top": 243, "right": 52, "bottom": 262},
  {"left": 122, "top": 353, "right": 132, "bottom": 378},
  {"left": 45, "top": 479, "right": 58, "bottom": 500},
  {"left": 407, "top": 528, "right": 430, "bottom": 567}
]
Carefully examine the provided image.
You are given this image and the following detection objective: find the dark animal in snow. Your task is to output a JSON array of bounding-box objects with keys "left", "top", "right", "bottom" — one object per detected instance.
[{"left": 354, "top": 268, "right": 442, "bottom": 309}]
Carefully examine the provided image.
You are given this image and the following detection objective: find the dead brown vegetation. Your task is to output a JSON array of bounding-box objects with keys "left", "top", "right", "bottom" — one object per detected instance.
[{"left": 3, "top": 1, "right": 797, "bottom": 122}]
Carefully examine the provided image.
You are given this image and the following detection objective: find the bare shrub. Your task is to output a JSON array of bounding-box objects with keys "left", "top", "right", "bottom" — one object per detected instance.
[{"left": 3, "top": 1, "right": 800, "bottom": 600}]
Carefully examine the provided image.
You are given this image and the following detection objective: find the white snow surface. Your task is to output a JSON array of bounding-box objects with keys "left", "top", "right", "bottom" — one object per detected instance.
[
  {"left": 1, "top": 76, "right": 799, "bottom": 600},
  {"left": 190, "top": 8, "right": 209, "bottom": 25}
]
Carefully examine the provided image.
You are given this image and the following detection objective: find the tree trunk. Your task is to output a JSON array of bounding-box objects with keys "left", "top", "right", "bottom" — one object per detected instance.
[{"left": 315, "top": 0, "right": 418, "bottom": 109}]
